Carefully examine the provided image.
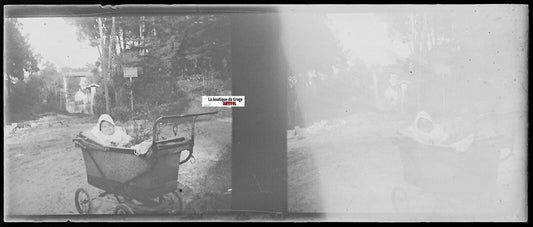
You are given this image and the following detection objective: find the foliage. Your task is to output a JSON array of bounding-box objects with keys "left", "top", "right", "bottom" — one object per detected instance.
[
  {"left": 282, "top": 14, "right": 352, "bottom": 128},
  {"left": 67, "top": 15, "right": 231, "bottom": 119},
  {"left": 382, "top": 6, "right": 526, "bottom": 77},
  {"left": 4, "top": 19, "right": 40, "bottom": 83},
  {"left": 111, "top": 106, "right": 132, "bottom": 123},
  {"left": 6, "top": 15, "right": 231, "bottom": 123},
  {"left": 37, "top": 62, "right": 65, "bottom": 111},
  {"left": 4, "top": 19, "right": 41, "bottom": 123},
  {"left": 282, "top": 14, "right": 347, "bottom": 77},
  {"left": 379, "top": 6, "right": 527, "bottom": 115}
]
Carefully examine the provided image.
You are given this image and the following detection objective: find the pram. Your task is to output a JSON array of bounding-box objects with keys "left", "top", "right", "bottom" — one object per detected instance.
[
  {"left": 390, "top": 132, "right": 512, "bottom": 213},
  {"left": 72, "top": 112, "right": 217, "bottom": 214}
]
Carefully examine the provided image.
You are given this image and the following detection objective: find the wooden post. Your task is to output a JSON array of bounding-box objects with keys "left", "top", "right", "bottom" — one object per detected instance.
[{"left": 130, "top": 77, "right": 134, "bottom": 120}]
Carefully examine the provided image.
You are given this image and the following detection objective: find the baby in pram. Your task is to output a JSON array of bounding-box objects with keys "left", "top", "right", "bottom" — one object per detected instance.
[
  {"left": 400, "top": 111, "right": 475, "bottom": 153},
  {"left": 88, "top": 114, "right": 152, "bottom": 155}
]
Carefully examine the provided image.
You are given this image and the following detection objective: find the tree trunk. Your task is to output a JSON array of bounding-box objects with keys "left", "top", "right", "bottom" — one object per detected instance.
[
  {"left": 372, "top": 71, "right": 379, "bottom": 109},
  {"left": 117, "top": 30, "right": 123, "bottom": 55},
  {"left": 96, "top": 46, "right": 102, "bottom": 58},
  {"left": 98, "top": 17, "right": 110, "bottom": 114},
  {"left": 107, "top": 17, "right": 116, "bottom": 110},
  {"left": 113, "top": 27, "right": 119, "bottom": 57},
  {"left": 114, "top": 88, "right": 121, "bottom": 107},
  {"left": 139, "top": 16, "right": 145, "bottom": 55},
  {"left": 121, "top": 28, "right": 126, "bottom": 51},
  {"left": 152, "top": 16, "right": 157, "bottom": 37},
  {"left": 6, "top": 75, "right": 11, "bottom": 98}
]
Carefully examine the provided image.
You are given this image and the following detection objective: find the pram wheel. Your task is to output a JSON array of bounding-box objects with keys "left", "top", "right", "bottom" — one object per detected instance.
[
  {"left": 391, "top": 187, "right": 408, "bottom": 213},
  {"left": 159, "top": 191, "right": 183, "bottom": 214},
  {"left": 270, "top": 212, "right": 285, "bottom": 220},
  {"left": 189, "top": 193, "right": 218, "bottom": 215},
  {"left": 498, "top": 147, "right": 512, "bottom": 162},
  {"left": 114, "top": 204, "right": 134, "bottom": 215},
  {"left": 74, "top": 188, "right": 92, "bottom": 214}
]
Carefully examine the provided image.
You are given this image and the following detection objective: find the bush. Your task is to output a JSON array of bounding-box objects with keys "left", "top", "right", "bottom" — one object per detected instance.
[
  {"left": 122, "top": 119, "right": 153, "bottom": 145},
  {"left": 155, "top": 99, "right": 191, "bottom": 116},
  {"left": 131, "top": 98, "right": 191, "bottom": 122},
  {"left": 186, "top": 93, "right": 232, "bottom": 120},
  {"left": 111, "top": 106, "right": 132, "bottom": 123},
  {"left": 193, "top": 77, "right": 228, "bottom": 96},
  {"left": 132, "top": 103, "right": 153, "bottom": 121},
  {"left": 35, "top": 102, "right": 58, "bottom": 113},
  {"left": 93, "top": 90, "right": 107, "bottom": 116}
]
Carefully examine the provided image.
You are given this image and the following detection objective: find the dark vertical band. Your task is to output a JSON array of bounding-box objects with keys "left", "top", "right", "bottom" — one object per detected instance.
[{"left": 231, "top": 11, "right": 288, "bottom": 214}]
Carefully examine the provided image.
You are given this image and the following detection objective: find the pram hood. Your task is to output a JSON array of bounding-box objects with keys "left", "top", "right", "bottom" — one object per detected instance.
[{"left": 90, "top": 114, "right": 132, "bottom": 147}]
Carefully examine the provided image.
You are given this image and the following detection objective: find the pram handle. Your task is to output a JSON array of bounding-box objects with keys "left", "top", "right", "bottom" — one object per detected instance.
[
  {"left": 179, "top": 149, "right": 193, "bottom": 165},
  {"left": 155, "top": 111, "right": 218, "bottom": 121},
  {"left": 152, "top": 111, "right": 218, "bottom": 143},
  {"left": 73, "top": 140, "right": 87, "bottom": 149},
  {"left": 498, "top": 147, "right": 513, "bottom": 162}
]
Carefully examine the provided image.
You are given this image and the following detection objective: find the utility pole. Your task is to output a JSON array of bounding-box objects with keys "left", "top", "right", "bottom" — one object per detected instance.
[{"left": 98, "top": 17, "right": 111, "bottom": 114}]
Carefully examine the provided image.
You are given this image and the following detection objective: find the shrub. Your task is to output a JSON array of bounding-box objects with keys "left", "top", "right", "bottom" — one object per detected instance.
[
  {"left": 131, "top": 103, "right": 151, "bottom": 119},
  {"left": 155, "top": 99, "right": 191, "bottom": 116},
  {"left": 131, "top": 97, "right": 191, "bottom": 122},
  {"left": 111, "top": 106, "right": 132, "bottom": 123},
  {"left": 186, "top": 93, "right": 232, "bottom": 120}
]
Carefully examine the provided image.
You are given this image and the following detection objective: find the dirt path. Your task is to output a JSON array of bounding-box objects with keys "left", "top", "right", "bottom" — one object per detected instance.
[
  {"left": 4, "top": 112, "right": 525, "bottom": 220},
  {"left": 4, "top": 114, "right": 231, "bottom": 215},
  {"left": 288, "top": 113, "right": 404, "bottom": 214},
  {"left": 287, "top": 112, "right": 526, "bottom": 220}
]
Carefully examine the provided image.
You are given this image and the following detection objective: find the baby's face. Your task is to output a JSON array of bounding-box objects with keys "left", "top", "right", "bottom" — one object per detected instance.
[
  {"left": 101, "top": 121, "right": 115, "bottom": 135},
  {"left": 417, "top": 118, "right": 434, "bottom": 133}
]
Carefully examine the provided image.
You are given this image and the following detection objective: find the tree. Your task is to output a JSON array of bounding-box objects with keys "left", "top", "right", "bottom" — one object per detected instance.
[
  {"left": 281, "top": 13, "right": 350, "bottom": 127},
  {"left": 39, "top": 62, "right": 62, "bottom": 97},
  {"left": 69, "top": 15, "right": 230, "bottom": 79},
  {"left": 4, "top": 19, "right": 39, "bottom": 96},
  {"left": 4, "top": 18, "right": 40, "bottom": 122},
  {"left": 380, "top": 5, "right": 526, "bottom": 115},
  {"left": 68, "top": 15, "right": 232, "bottom": 117},
  {"left": 282, "top": 13, "right": 347, "bottom": 78}
]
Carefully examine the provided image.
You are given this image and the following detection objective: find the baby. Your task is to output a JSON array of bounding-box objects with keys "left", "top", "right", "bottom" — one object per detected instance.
[
  {"left": 90, "top": 114, "right": 133, "bottom": 147},
  {"left": 403, "top": 111, "right": 474, "bottom": 153},
  {"left": 89, "top": 114, "right": 152, "bottom": 155}
]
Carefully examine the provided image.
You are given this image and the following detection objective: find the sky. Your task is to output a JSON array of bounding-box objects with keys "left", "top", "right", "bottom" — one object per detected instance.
[
  {"left": 326, "top": 13, "right": 410, "bottom": 68},
  {"left": 18, "top": 17, "right": 99, "bottom": 70},
  {"left": 279, "top": 12, "right": 411, "bottom": 72}
]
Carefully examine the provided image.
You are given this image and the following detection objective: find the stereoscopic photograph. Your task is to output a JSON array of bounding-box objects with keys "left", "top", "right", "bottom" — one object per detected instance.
[
  {"left": 4, "top": 12, "right": 232, "bottom": 217},
  {"left": 3, "top": 4, "right": 528, "bottom": 222},
  {"left": 285, "top": 5, "right": 527, "bottom": 221}
]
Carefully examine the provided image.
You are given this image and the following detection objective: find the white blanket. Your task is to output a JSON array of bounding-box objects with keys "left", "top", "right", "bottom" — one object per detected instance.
[{"left": 131, "top": 139, "right": 153, "bottom": 156}]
